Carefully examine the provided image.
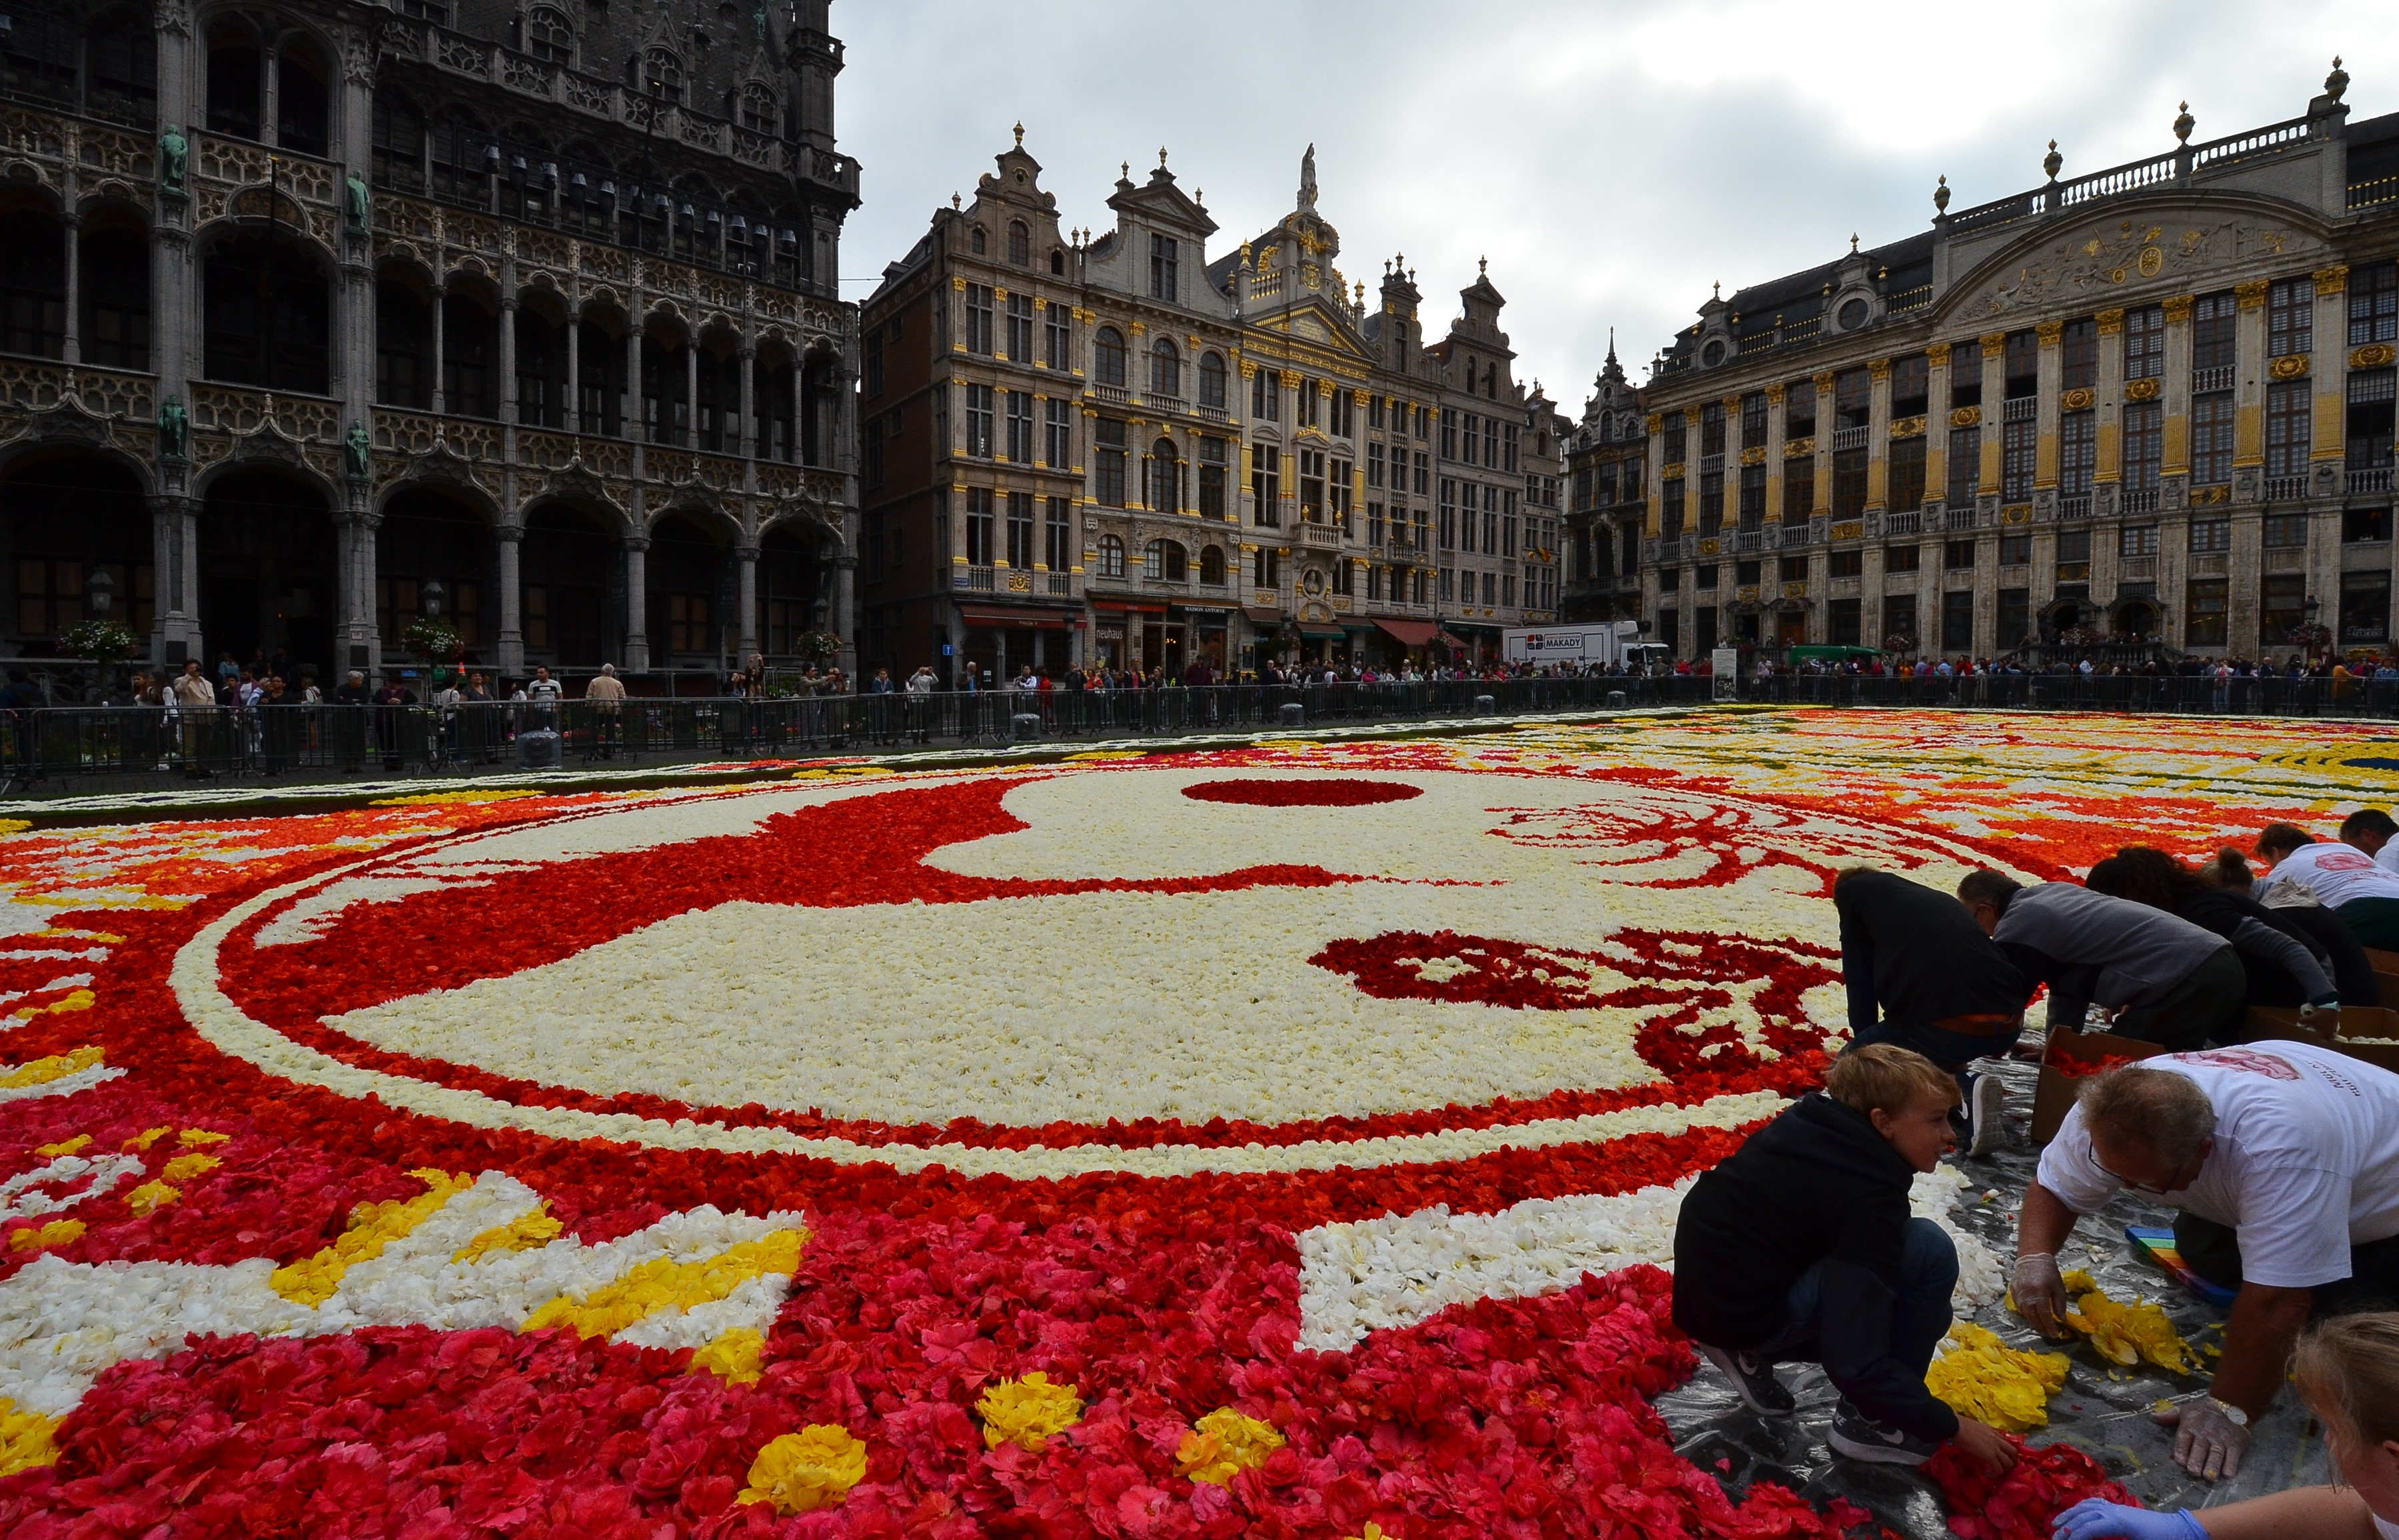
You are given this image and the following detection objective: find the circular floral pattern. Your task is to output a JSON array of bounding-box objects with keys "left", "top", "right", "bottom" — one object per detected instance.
[{"left": 0, "top": 710, "right": 2362, "bottom": 1536}]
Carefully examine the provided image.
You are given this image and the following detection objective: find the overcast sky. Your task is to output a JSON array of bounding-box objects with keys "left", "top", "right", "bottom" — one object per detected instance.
[{"left": 835, "top": 3, "right": 2385, "bottom": 416}]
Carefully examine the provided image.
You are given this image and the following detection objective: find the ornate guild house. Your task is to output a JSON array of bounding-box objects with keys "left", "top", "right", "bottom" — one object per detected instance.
[
  {"left": 1634, "top": 66, "right": 2399, "bottom": 664},
  {"left": 0, "top": 0, "right": 859, "bottom": 684},
  {"left": 856, "top": 137, "right": 1563, "bottom": 684}
]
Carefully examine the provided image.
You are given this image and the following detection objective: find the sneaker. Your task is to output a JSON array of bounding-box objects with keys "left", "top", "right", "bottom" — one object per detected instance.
[
  {"left": 1697, "top": 1342, "right": 1795, "bottom": 1417},
  {"left": 1963, "top": 1071, "right": 2004, "bottom": 1158},
  {"left": 1827, "top": 1400, "right": 1942, "bottom": 1465}
]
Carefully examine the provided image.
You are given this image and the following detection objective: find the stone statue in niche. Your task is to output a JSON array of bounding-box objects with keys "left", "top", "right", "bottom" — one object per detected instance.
[
  {"left": 157, "top": 395, "right": 189, "bottom": 460},
  {"left": 344, "top": 174, "right": 370, "bottom": 235},
  {"left": 157, "top": 125, "right": 188, "bottom": 195},
  {"left": 345, "top": 420, "right": 371, "bottom": 481}
]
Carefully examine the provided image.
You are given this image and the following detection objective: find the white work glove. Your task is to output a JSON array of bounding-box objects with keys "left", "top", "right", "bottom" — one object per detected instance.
[
  {"left": 2010, "top": 1251, "right": 2070, "bottom": 1339},
  {"left": 2158, "top": 1396, "right": 2250, "bottom": 1481}
]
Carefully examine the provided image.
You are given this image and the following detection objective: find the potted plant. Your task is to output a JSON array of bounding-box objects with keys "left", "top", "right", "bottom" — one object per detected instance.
[{"left": 61, "top": 618, "right": 140, "bottom": 700}]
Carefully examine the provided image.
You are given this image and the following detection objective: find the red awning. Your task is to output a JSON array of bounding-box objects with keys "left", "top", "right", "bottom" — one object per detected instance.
[
  {"left": 1374, "top": 619, "right": 1440, "bottom": 646},
  {"left": 960, "top": 605, "right": 1074, "bottom": 630},
  {"left": 1090, "top": 601, "right": 1168, "bottom": 615},
  {"left": 1241, "top": 604, "right": 1285, "bottom": 624}
]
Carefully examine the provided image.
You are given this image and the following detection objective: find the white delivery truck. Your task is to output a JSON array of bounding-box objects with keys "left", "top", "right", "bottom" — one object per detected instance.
[{"left": 1502, "top": 620, "right": 1667, "bottom": 671}]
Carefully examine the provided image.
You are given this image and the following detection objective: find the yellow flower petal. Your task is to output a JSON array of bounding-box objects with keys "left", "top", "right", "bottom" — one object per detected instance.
[
  {"left": 271, "top": 1169, "right": 472, "bottom": 1306},
  {"left": 121, "top": 1124, "right": 171, "bottom": 1152},
  {"left": 689, "top": 1327, "right": 766, "bottom": 1385},
  {"left": 0, "top": 1397, "right": 59, "bottom": 1477},
  {"left": 177, "top": 1130, "right": 231, "bottom": 1148},
  {"left": 738, "top": 1425, "right": 867, "bottom": 1514},
  {"left": 33, "top": 1135, "right": 89, "bottom": 1157},
  {"left": 1175, "top": 1406, "right": 1285, "bottom": 1484},
  {"left": 452, "top": 1207, "right": 564, "bottom": 1263},
  {"left": 0, "top": 1046, "right": 103, "bottom": 1090},
  {"left": 520, "top": 1228, "right": 804, "bottom": 1339},
  {"left": 7, "top": 1218, "right": 81, "bottom": 1251},
  {"left": 123, "top": 1180, "right": 179, "bottom": 1215},
  {"left": 159, "top": 1153, "right": 221, "bottom": 1183},
  {"left": 977, "top": 1371, "right": 1084, "bottom": 1452},
  {"left": 1925, "top": 1323, "right": 2070, "bottom": 1431}
]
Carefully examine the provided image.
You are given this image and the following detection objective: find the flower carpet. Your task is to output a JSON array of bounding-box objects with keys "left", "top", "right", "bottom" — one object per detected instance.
[{"left": 0, "top": 707, "right": 2385, "bottom": 1538}]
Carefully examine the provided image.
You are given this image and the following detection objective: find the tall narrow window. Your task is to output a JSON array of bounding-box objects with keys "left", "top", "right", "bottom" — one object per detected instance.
[
  {"left": 1044, "top": 302, "right": 1069, "bottom": 369},
  {"left": 2349, "top": 263, "right": 2398, "bottom": 347},
  {"left": 80, "top": 224, "right": 150, "bottom": 371},
  {"left": 642, "top": 49, "right": 684, "bottom": 103},
  {"left": 1198, "top": 436, "right": 1227, "bottom": 518},
  {"left": 2270, "top": 276, "right": 2315, "bottom": 359},
  {"left": 1044, "top": 397, "right": 1072, "bottom": 467},
  {"left": 2266, "top": 379, "right": 2311, "bottom": 481},
  {"left": 1150, "top": 337, "right": 1180, "bottom": 398},
  {"left": 1889, "top": 355, "right": 1930, "bottom": 418},
  {"left": 1044, "top": 496, "right": 1071, "bottom": 569},
  {"left": 2124, "top": 305, "right": 2166, "bottom": 380},
  {"left": 526, "top": 7, "right": 574, "bottom": 63},
  {"left": 202, "top": 233, "right": 329, "bottom": 394},
  {"left": 1004, "top": 390, "right": 1032, "bottom": 462},
  {"left": 2002, "top": 331, "right": 2039, "bottom": 400},
  {"left": 1947, "top": 426, "right": 1980, "bottom": 506},
  {"left": 1251, "top": 366, "right": 1278, "bottom": 420},
  {"left": 964, "top": 487, "right": 994, "bottom": 566},
  {"left": 1005, "top": 292, "right": 1032, "bottom": 360},
  {"left": 205, "top": 23, "right": 262, "bottom": 141},
  {"left": 2190, "top": 391, "right": 2236, "bottom": 487},
  {"left": 1198, "top": 352, "right": 1226, "bottom": 410},
  {"left": 2123, "top": 400, "right": 2163, "bottom": 491},
  {"left": 1831, "top": 448, "right": 1867, "bottom": 518},
  {"left": 2000, "top": 415, "right": 2036, "bottom": 502},
  {"left": 1250, "top": 444, "right": 1281, "bottom": 526},
  {"left": 1092, "top": 326, "right": 1124, "bottom": 386},
  {"left": 85, "top": 11, "right": 157, "bottom": 129},
  {"left": 964, "top": 284, "right": 994, "bottom": 356},
  {"left": 1094, "top": 418, "right": 1127, "bottom": 506},
  {"left": 1147, "top": 437, "right": 1181, "bottom": 512},
  {"left": 2060, "top": 319, "right": 2098, "bottom": 391},
  {"left": 964, "top": 383, "right": 994, "bottom": 458},
  {"left": 2192, "top": 292, "right": 2238, "bottom": 373},
  {"left": 2060, "top": 411, "right": 2095, "bottom": 497},
  {"left": 1782, "top": 459, "right": 1814, "bottom": 521},
  {"left": 1150, "top": 234, "right": 1178, "bottom": 301},
  {"left": 0, "top": 211, "right": 65, "bottom": 359},
  {"left": 372, "top": 94, "right": 426, "bottom": 195},
  {"left": 1006, "top": 492, "right": 1034, "bottom": 568},
  {"left": 1008, "top": 221, "right": 1030, "bottom": 267},
  {"left": 1887, "top": 436, "right": 1927, "bottom": 513}
]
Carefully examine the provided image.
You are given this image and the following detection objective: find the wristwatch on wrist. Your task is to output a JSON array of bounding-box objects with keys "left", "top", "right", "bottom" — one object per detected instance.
[{"left": 2205, "top": 1395, "right": 2250, "bottom": 1428}]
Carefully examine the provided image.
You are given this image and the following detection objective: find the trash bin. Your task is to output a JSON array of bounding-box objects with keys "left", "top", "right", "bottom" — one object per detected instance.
[
  {"left": 1010, "top": 712, "right": 1042, "bottom": 743},
  {"left": 1607, "top": 690, "right": 1627, "bottom": 710},
  {"left": 516, "top": 728, "right": 562, "bottom": 770},
  {"left": 1277, "top": 702, "right": 1305, "bottom": 727},
  {"left": 1474, "top": 694, "right": 1497, "bottom": 716}
]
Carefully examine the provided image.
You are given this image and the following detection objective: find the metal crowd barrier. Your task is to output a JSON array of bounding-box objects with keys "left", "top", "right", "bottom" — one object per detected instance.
[{"left": 0, "top": 675, "right": 2389, "bottom": 794}]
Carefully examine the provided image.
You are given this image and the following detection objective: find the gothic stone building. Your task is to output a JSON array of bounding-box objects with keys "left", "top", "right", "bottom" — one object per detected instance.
[
  {"left": 0, "top": 0, "right": 858, "bottom": 685},
  {"left": 856, "top": 138, "right": 1561, "bottom": 684},
  {"left": 1633, "top": 67, "right": 2399, "bottom": 664},
  {"left": 1561, "top": 336, "right": 1647, "bottom": 623}
]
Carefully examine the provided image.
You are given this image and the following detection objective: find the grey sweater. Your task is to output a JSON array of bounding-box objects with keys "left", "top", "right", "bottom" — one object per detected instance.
[{"left": 1993, "top": 882, "right": 2230, "bottom": 1007}]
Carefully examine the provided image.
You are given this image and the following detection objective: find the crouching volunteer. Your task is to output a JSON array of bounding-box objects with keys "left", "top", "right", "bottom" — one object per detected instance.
[
  {"left": 2051, "top": 1313, "right": 2399, "bottom": 1540},
  {"left": 1673, "top": 1044, "right": 2018, "bottom": 1474},
  {"left": 2012, "top": 1047, "right": 2399, "bottom": 1481},
  {"left": 1833, "top": 867, "right": 2033, "bottom": 1158},
  {"left": 1957, "top": 869, "right": 2245, "bottom": 1053}
]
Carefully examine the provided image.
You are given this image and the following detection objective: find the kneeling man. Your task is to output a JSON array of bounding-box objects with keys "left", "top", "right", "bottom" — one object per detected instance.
[
  {"left": 2012, "top": 1044, "right": 2399, "bottom": 1481},
  {"left": 1673, "top": 1044, "right": 2016, "bottom": 1473}
]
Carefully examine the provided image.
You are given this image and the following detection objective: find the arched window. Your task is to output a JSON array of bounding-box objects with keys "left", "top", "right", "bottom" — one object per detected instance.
[
  {"left": 1050, "top": 248, "right": 1065, "bottom": 276},
  {"left": 642, "top": 48, "right": 683, "bottom": 103},
  {"left": 0, "top": 6, "right": 76, "bottom": 111},
  {"left": 372, "top": 93, "right": 426, "bottom": 195},
  {"left": 374, "top": 277, "right": 431, "bottom": 408},
  {"left": 1198, "top": 351, "right": 1227, "bottom": 410},
  {"left": 1150, "top": 337, "right": 1180, "bottom": 398},
  {"left": 0, "top": 209, "right": 66, "bottom": 359},
  {"left": 202, "top": 233, "right": 328, "bottom": 394},
  {"left": 205, "top": 21, "right": 262, "bottom": 140},
  {"left": 79, "top": 219, "right": 149, "bottom": 370},
  {"left": 1144, "top": 539, "right": 1187, "bottom": 583},
  {"left": 85, "top": 10, "right": 157, "bottom": 128},
  {"left": 1146, "top": 436, "right": 1180, "bottom": 513},
  {"left": 738, "top": 84, "right": 776, "bottom": 133},
  {"left": 969, "top": 225, "right": 986, "bottom": 255},
  {"left": 1092, "top": 327, "right": 1125, "bottom": 387},
  {"left": 1007, "top": 221, "right": 1030, "bottom": 267},
  {"left": 524, "top": 5, "right": 574, "bottom": 63},
  {"left": 429, "top": 115, "right": 486, "bottom": 203},
  {"left": 1096, "top": 534, "right": 1126, "bottom": 579},
  {"left": 1199, "top": 544, "right": 1226, "bottom": 586},
  {"left": 277, "top": 39, "right": 331, "bottom": 157}
]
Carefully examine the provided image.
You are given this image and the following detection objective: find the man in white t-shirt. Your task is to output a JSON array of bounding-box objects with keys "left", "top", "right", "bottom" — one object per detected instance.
[
  {"left": 2339, "top": 808, "right": 2399, "bottom": 879},
  {"left": 2009, "top": 1044, "right": 2399, "bottom": 1481},
  {"left": 2254, "top": 824, "right": 2399, "bottom": 949}
]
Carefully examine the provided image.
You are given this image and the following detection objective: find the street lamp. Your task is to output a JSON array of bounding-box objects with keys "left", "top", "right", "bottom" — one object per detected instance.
[
  {"left": 420, "top": 579, "right": 445, "bottom": 619},
  {"left": 87, "top": 567, "right": 114, "bottom": 617}
]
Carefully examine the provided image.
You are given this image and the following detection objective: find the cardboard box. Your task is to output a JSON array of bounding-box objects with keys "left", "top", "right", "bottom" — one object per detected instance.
[
  {"left": 2030, "top": 1028, "right": 2167, "bottom": 1146},
  {"left": 2365, "top": 947, "right": 2399, "bottom": 1006},
  {"left": 2240, "top": 1004, "right": 2399, "bottom": 1074}
]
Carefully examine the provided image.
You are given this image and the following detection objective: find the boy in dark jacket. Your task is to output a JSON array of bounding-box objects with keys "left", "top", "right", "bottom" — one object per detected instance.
[{"left": 1672, "top": 1044, "right": 2017, "bottom": 1474}]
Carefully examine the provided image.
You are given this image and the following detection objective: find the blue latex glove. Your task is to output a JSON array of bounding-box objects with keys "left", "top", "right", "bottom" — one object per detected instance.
[{"left": 2050, "top": 1499, "right": 2205, "bottom": 1540}]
